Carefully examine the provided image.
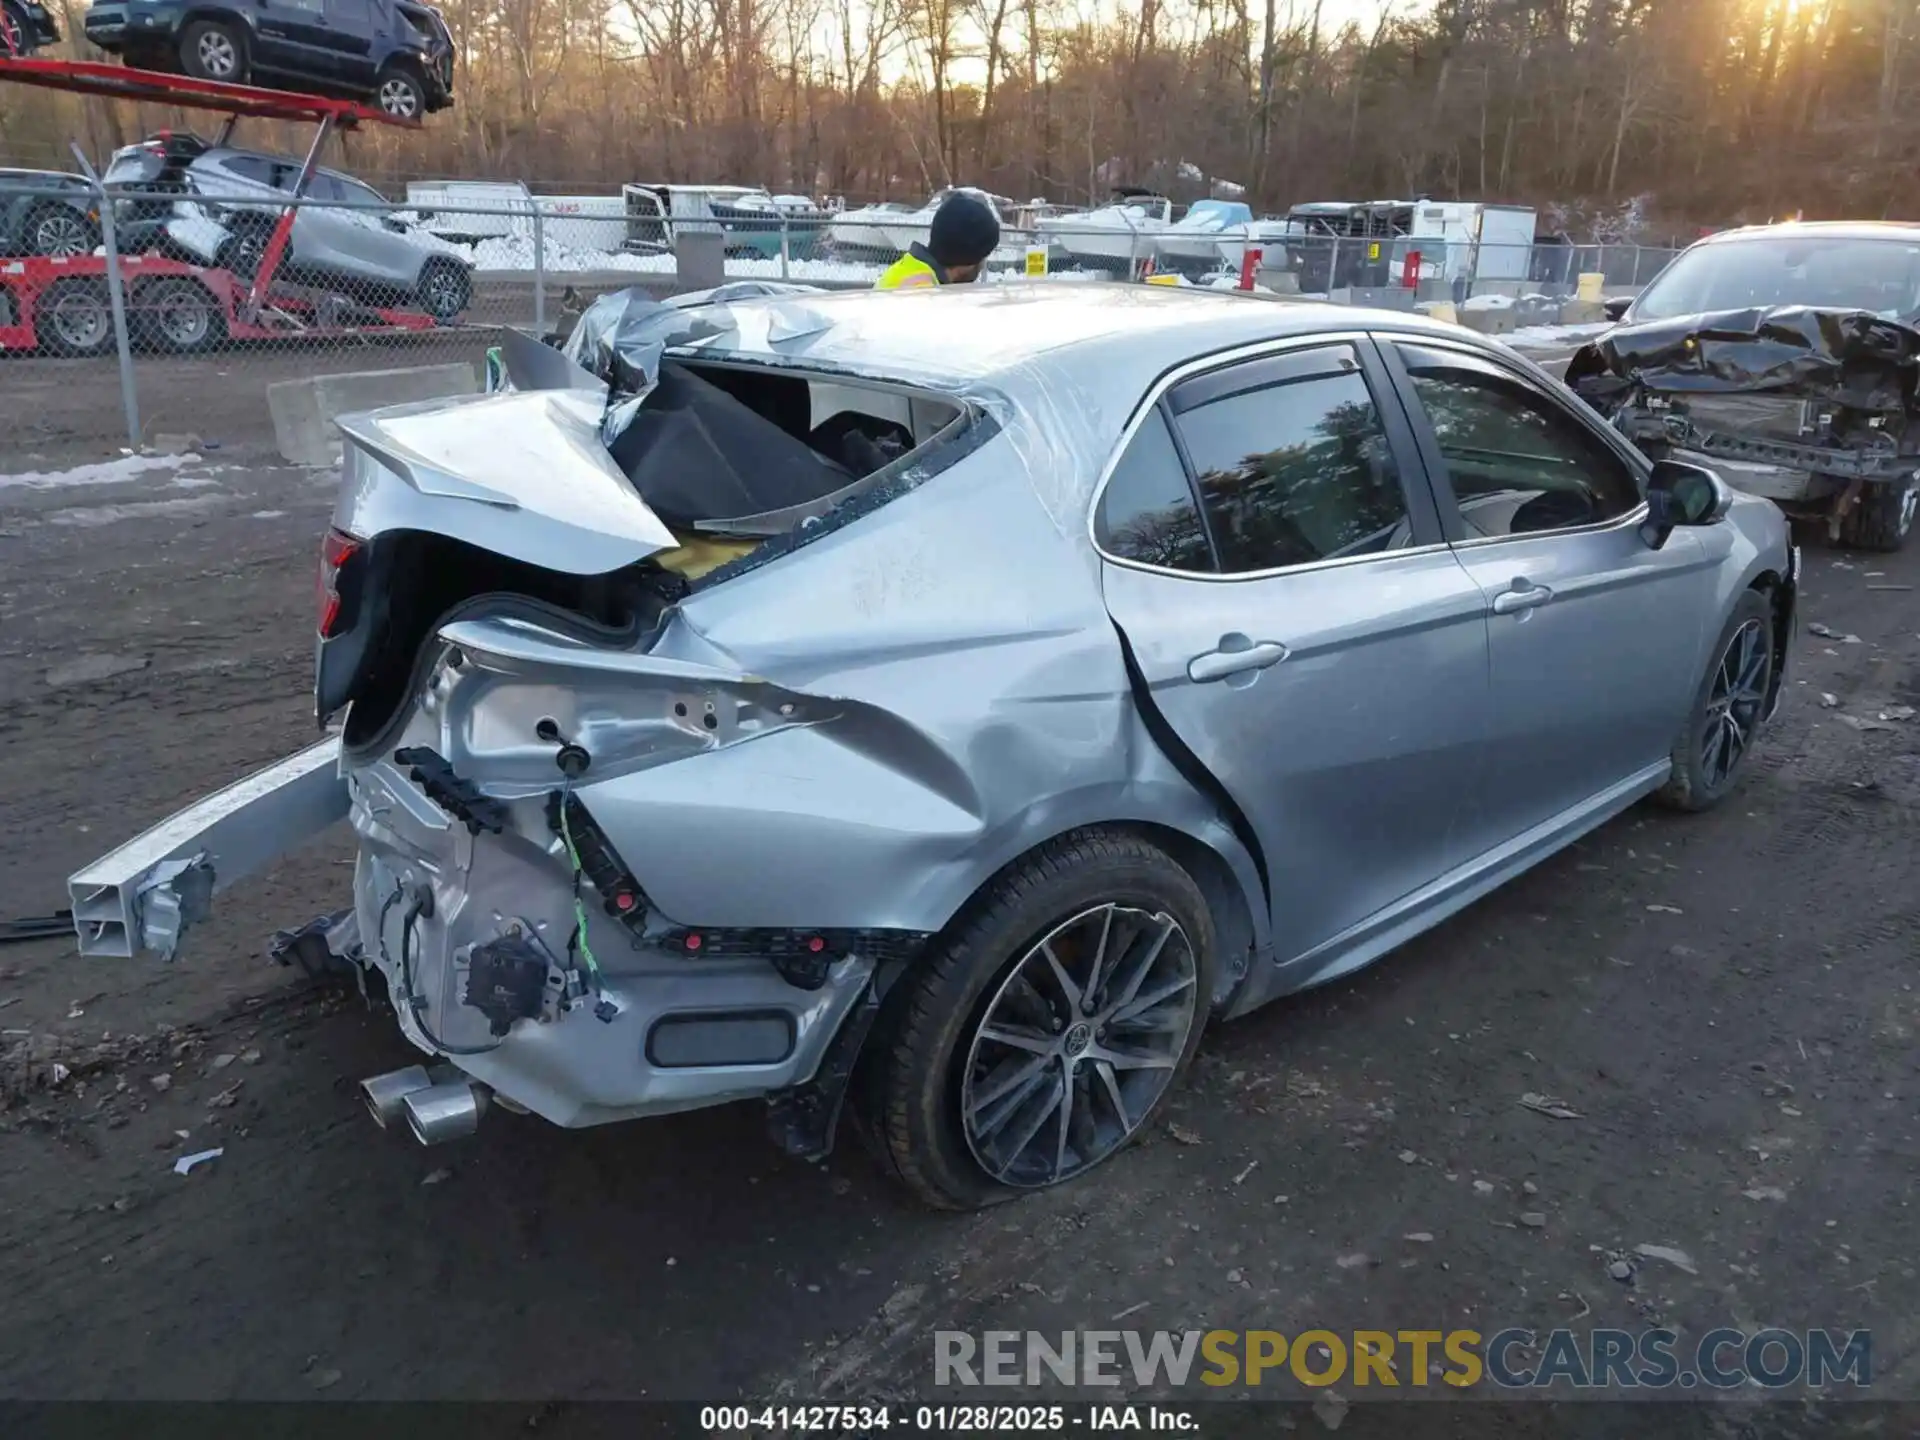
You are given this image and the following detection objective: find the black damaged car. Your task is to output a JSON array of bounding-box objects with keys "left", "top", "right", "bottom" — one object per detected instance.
[{"left": 1566, "top": 222, "right": 1920, "bottom": 552}]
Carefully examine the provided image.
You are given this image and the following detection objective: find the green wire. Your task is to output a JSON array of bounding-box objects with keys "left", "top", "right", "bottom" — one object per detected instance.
[{"left": 556, "top": 786, "right": 603, "bottom": 984}]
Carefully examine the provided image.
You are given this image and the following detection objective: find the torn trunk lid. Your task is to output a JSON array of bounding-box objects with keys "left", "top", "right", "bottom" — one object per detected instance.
[{"left": 332, "top": 389, "right": 680, "bottom": 575}]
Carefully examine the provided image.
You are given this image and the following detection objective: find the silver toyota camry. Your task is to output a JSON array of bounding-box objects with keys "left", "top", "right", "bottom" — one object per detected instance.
[{"left": 68, "top": 285, "right": 1798, "bottom": 1209}]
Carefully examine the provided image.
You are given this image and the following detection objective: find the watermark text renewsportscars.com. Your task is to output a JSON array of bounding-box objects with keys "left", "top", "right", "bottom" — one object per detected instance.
[{"left": 934, "top": 1328, "right": 1872, "bottom": 1391}]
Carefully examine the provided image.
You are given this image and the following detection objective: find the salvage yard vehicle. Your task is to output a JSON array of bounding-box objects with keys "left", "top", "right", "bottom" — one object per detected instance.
[
  {"left": 0, "top": 168, "right": 100, "bottom": 257},
  {"left": 0, "top": 0, "right": 60, "bottom": 55},
  {"left": 1568, "top": 221, "right": 1920, "bottom": 551},
  {"left": 104, "top": 132, "right": 473, "bottom": 322},
  {"left": 68, "top": 286, "right": 1798, "bottom": 1209},
  {"left": 82, "top": 0, "right": 454, "bottom": 118}
]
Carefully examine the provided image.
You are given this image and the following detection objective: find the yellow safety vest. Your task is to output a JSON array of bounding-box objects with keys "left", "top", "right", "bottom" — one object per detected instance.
[{"left": 876, "top": 252, "right": 940, "bottom": 290}]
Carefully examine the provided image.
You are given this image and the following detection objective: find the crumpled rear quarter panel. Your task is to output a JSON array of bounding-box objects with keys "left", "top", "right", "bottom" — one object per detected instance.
[{"left": 568, "top": 430, "right": 1259, "bottom": 943}]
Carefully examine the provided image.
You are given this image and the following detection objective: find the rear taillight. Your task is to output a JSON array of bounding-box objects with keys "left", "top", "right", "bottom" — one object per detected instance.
[{"left": 317, "top": 527, "right": 361, "bottom": 638}]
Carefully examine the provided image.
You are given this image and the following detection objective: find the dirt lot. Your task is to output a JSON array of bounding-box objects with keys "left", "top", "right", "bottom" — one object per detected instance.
[{"left": 1, "top": 434, "right": 1917, "bottom": 1425}]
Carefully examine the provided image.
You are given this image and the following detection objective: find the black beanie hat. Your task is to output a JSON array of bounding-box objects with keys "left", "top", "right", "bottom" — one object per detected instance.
[{"left": 928, "top": 193, "right": 1000, "bottom": 267}]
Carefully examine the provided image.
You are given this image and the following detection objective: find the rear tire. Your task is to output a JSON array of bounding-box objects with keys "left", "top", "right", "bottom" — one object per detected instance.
[
  {"left": 854, "top": 829, "right": 1215, "bottom": 1210},
  {"left": 134, "top": 275, "right": 226, "bottom": 354},
  {"left": 1654, "top": 588, "right": 1775, "bottom": 813},
  {"left": 375, "top": 63, "right": 426, "bottom": 120},
  {"left": 1837, "top": 476, "right": 1917, "bottom": 553},
  {"left": 179, "top": 19, "right": 247, "bottom": 83},
  {"left": 35, "top": 276, "right": 117, "bottom": 358}
]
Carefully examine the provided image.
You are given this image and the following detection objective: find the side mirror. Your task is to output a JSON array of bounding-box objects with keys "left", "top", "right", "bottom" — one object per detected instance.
[
  {"left": 1603, "top": 296, "right": 1632, "bottom": 322},
  {"left": 1641, "top": 459, "right": 1732, "bottom": 548}
]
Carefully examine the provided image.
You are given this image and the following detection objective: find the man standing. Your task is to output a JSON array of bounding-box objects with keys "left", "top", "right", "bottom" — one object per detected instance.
[{"left": 875, "top": 192, "right": 1001, "bottom": 289}]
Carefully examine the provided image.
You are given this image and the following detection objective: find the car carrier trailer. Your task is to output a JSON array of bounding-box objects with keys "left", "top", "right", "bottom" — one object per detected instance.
[{"left": 0, "top": 56, "right": 439, "bottom": 361}]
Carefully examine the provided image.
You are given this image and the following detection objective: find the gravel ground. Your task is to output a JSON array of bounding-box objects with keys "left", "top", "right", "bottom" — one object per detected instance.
[{"left": 0, "top": 433, "right": 1916, "bottom": 1428}]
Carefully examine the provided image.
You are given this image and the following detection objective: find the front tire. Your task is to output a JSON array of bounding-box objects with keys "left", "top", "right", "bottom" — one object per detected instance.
[
  {"left": 1837, "top": 476, "right": 1917, "bottom": 553},
  {"left": 855, "top": 830, "right": 1216, "bottom": 1210},
  {"left": 413, "top": 256, "right": 470, "bottom": 321},
  {"left": 375, "top": 63, "right": 426, "bottom": 119},
  {"left": 1655, "top": 588, "right": 1775, "bottom": 813},
  {"left": 35, "top": 276, "right": 117, "bottom": 358}
]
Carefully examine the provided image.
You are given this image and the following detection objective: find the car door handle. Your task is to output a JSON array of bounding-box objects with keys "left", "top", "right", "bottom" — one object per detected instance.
[
  {"left": 1491, "top": 580, "right": 1554, "bottom": 615},
  {"left": 1187, "top": 640, "right": 1288, "bottom": 683}
]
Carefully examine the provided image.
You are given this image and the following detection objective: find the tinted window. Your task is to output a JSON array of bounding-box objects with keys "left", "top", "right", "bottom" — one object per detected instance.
[
  {"left": 1094, "top": 409, "right": 1214, "bottom": 572},
  {"left": 212, "top": 155, "right": 279, "bottom": 187},
  {"left": 1176, "top": 369, "right": 1410, "bottom": 573},
  {"left": 335, "top": 177, "right": 387, "bottom": 208},
  {"left": 1404, "top": 361, "right": 1641, "bottom": 537}
]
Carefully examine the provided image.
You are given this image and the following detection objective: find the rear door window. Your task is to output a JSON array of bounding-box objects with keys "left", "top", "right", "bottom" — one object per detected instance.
[{"left": 1170, "top": 351, "right": 1414, "bottom": 573}]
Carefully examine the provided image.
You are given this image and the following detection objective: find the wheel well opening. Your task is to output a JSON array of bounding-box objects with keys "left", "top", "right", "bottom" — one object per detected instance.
[
  {"left": 1115, "top": 821, "right": 1258, "bottom": 1010},
  {"left": 1748, "top": 568, "right": 1791, "bottom": 709},
  {"left": 897, "top": 821, "right": 1259, "bottom": 1021}
]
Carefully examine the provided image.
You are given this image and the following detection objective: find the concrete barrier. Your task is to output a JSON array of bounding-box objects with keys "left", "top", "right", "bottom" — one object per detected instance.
[{"left": 267, "top": 362, "right": 481, "bottom": 467}]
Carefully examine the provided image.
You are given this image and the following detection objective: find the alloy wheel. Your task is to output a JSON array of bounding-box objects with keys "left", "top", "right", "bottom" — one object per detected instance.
[
  {"left": 380, "top": 79, "right": 420, "bottom": 117},
  {"left": 960, "top": 903, "right": 1198, "bottom": 1189},
  {"left": 1701, "top": 618, "right": 1769, "bottom": 789},
  {"left": 420, "top": 268, "right": 462, "bottom": 317},
  {"left": 33, "top": 211, "right": 91, "bottom": 259},
  {"left": 197, "top": 31, "right": 238, "bottom": 76}
]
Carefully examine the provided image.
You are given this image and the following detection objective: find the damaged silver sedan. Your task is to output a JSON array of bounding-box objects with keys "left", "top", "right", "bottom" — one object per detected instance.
[{"left": 69, "top": 285, "right": 1799, "bottom": 1208}]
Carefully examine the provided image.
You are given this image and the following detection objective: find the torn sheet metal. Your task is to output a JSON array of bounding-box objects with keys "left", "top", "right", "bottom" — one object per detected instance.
[
  {"left": 1567, "top": 305, "right": 1920, "bottom": 409},
  {"left": 68, "top": 738, "right": 349, "bottom": 960},
  {"left": 561, "top": 287, "right": 744, "bottom": 395},
  {"left": 1568, "top": 304, "right": 1920, "bottom": 483}
]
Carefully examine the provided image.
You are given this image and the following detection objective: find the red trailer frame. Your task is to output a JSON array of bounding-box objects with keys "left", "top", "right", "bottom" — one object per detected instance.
[{"left": 0, "top": 56, "right": 444, "bottom": 354}]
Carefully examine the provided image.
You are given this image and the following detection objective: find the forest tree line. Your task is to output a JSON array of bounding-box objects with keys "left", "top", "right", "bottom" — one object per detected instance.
[{"left": 2, "top": 0, "right": 1914, "bottom": 230}]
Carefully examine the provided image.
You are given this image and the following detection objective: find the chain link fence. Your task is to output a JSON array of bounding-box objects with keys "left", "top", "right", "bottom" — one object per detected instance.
[{"left": 0, "top": 171, "right": 1684, "bottom": 456}]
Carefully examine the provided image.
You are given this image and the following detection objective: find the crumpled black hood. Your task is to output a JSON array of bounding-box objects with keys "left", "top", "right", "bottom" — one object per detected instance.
[{"left": 1566, "top": 304, "right": 1920, "bottom": 412}]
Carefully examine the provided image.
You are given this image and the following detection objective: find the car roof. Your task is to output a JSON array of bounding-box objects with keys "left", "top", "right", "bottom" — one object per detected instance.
[
  {"left": 697, "top": 284, "right": 1503, "bottom": 524},
  {"left": 1691, "top": 220, "right": 1920, "bottom": 247},
  {"left": 715, "top": 282, "right": 1480, "bottom": 381}
]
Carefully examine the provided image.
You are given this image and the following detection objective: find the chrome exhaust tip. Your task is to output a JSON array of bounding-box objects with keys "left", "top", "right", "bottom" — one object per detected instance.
[
  {"left": 401, "top": 1079, "right": 489, "bottom": 1146},
  {"left": 361, "top": 1065, "right": 433, "bottom": 1129}
]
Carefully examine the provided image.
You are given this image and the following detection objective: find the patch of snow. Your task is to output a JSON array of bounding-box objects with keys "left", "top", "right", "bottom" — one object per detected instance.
[
  {"left": 462, "top": 234, "right": 883, "bottom": 283},
  {"left": 45, "top": 494, "right": 228, "bottom": 527},
  {"left": 1502, "top": 321, "right": 1614, "bottom": 349},
  {"left": 1461, "top": 293, "right": 1517, "bottom": 311},
  {"left": 0, "top": 452, "right": 202, "bottom": 492}
]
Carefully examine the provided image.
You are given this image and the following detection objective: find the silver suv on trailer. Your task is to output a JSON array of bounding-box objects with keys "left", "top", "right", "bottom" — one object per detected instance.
[
  {"left": 68, "top": 286, "right": 1797, "bottom": 1209},
  {"left": 105, "top": 135, "right": 472, "bottom": 321}
]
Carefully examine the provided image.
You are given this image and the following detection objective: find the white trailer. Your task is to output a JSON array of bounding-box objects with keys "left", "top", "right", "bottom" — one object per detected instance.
[
  {"left": 403, "top": 180, "right": 627, "bottom": 253},
  {"left": 1396, "top": 202, "right": 1539, "bottom": 284}
]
